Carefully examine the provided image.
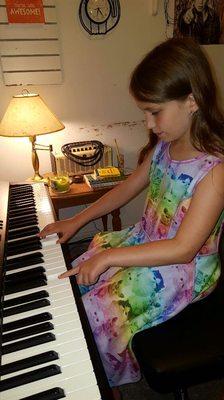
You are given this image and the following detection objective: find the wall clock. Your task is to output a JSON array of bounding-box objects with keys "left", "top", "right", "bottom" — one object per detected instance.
[{"left": 79, "top": 0, "right": 120, "bottom": 35}]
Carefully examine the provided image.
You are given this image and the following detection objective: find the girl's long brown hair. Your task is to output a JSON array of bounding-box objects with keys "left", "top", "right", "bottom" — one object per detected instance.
[{"left": 129, "top": 38, "right": 224, "bottom": 164}]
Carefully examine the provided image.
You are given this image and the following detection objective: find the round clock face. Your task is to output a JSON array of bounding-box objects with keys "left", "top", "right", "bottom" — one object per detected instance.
[
  {"left": 86, "top": 0, "right": 111, "bottom": 23},
  {"left": 79, "top": 0, "right": 120, "bottom": 35}
]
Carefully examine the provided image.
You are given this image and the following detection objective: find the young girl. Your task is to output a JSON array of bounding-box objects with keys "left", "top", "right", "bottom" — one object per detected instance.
[{"left": 39, "top": 38, "right": 224, "bottom": 393}]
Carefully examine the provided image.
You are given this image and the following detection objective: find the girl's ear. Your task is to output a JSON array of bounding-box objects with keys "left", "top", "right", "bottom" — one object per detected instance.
[{"left": 188, "top": 93, "right": 199, "bottom": 114}]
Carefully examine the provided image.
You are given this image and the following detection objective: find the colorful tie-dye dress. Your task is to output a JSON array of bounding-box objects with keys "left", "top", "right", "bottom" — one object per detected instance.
[{"left": 72, "top": 140, "right": 224, "bottom": 387}]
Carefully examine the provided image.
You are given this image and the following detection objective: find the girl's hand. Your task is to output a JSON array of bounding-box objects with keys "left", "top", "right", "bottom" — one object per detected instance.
[
  {"left": 59, "top": 252, "right": 109, "bottom": 285},
  {"left": 38, "top": 218, "right": 79, "bottom": 244}
]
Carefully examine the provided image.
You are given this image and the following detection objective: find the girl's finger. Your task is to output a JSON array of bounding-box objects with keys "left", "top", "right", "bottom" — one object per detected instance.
[
  {"left": 38, "top": 226, "right": 56, "bottom": 238},
  {"left": 58, "top": 265, "right": 80, "bottom": 279}
]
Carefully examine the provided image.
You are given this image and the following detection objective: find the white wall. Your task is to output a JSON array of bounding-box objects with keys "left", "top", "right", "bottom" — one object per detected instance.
[{"left": 1, "top": 0, "right": 224, "bottom": 238}]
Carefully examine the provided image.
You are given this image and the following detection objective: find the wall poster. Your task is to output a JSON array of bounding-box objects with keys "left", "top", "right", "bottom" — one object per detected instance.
[
  {"left": 5, "top": 0, "right": 45, "bottom": 23},
  {"left": 173, "top": 0, "right": 224, "bottom": 44}
]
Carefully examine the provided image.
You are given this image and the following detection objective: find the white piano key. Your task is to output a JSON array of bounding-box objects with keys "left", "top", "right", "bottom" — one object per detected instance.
[
  {"left": 6, "top": 242, "right": 62, "bottom": 262},
  {"left": 5, "top": 265, "right": 68, "bottom": 283},
  {"left": 8, "top": 212, "right": 36, "bottom": 220},
  {"left": 3, "top": 299, "right": 79, "bottom": 325},
  {"left": 65, "top": 384, "right": 101, "bottom": 400},
  {"left": 1, "top": 352, "right": 94, "bottom": 380},
  {"left": 41, "top": 233, "right": 59, "bottom": 248},
  {"left": 3, "top": 280, "right": 71, "bottom": 301},
  {"left": 2, "top": 337, "right": 91, "bottom": 368},
  {"left": 1, "top": 366, "right": 100, "bottom": 400},
  {"left": 2, "top": 330, "right": 87, "bottom": 364},
  {"left": 7, "top": 233, "right": 58, "bottom": 247},
  {"left": 5, "top": 263, "right": 67, "bottom": 276},
  {"left": 3, "top": 309, "right": 82, "bottom": 341},
  {"left": 4, "top": 281, "right": 73, "bottom": 302},
  {"left": 8, "top": 222, "right": 37, "bottom": 231},
  {"left": 3, "top": 312, "right": 84, "bottom": 347},
  {"left": 7, "top": 234, "right": 37, "bottom": 243},
  {"left": 6, "top": 248, "right": 46, "bottom": 262},
  {"left": 6, "top": 250, "right": 64, "bottom": 265},
  {"left": 3, "top": 311, "right": 81, "bottom": 340}
]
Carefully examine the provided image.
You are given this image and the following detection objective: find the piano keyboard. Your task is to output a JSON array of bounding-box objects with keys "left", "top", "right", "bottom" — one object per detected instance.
[{"left": 0, "top": 183, "right": 113, "bottom": 400}]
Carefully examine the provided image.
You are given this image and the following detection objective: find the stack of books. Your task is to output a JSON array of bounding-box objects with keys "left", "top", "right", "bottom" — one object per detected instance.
[{"left": 84, "top": 167, "right": 128, "bottom": 190}]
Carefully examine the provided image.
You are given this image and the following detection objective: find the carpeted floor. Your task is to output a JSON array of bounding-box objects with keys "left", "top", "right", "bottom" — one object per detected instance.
[
  {"left": 120, "top": 376, "right": 224, "bottom": 400},
  {"left": 68, "top": 240, "right": 224, "bottom": 400}
]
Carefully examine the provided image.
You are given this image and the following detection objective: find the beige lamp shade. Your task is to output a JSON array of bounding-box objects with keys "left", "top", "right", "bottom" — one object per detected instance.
[{"left": 0, "top": 93, "right": 65, "bottom": 137}]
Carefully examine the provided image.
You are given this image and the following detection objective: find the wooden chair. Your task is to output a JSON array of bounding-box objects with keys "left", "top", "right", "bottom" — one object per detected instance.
[{"left": 132, "top": 234, "right": 224, "bottom": 400}]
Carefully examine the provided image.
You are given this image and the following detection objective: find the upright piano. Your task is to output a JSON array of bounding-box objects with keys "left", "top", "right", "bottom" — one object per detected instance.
[{"left": 0, "top": 182, "right": 114, "bottom": 400}]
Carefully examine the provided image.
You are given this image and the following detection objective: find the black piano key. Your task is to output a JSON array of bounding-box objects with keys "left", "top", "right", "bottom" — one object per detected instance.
[
  {"left": 2, "top": 332, "right": 56, "bottom": 354},
  {"left": 10, "top": 192, "right": 34, "bottom": 201},
  {"left": 10, "top": 198, "right": 34, "bottom": 204},
  {"left": 4, "top": 277, "right": 47, "bottom": 295},
  {"left": 6, "top": 241, "right": 42, "bottom": 257},
  {"left": 8, "top": 207, "right": 35, "bottom": 219},
  {"left": 3, "top": 312, "right": 53, "bottom": 332},
  {"left": 0, "top": 351, "right": 59, "bottom": 376},
  {"left": 10, "top": 193, "right": 34, "bottom": 199},
  {"left": 0, "top": 364, "right": 61, "bottom": 392},
  {"left": 20, "top": 387, "right": 66, "bottom": 400},
  {"left": 10, "top": 185, "right": 33, "bottom": 189},
  {"left": 9, "top": 211, "right": 35, "bottom": 219},
  {"left": 3, "top": 290, "right": 49, "bottom": 308},
  {"left": 10, "top": 196, "right": 34, "bottom": 203},
  {"left": 9, "top": 205, "right": 35, "bottom": 212},
  {"left": 6, "top": 242, "right": 42, "bottom": 255},
  {"left": 9, "top": 207, "right": 36, "bottom": 217},
  {"left": 7, "top": 236, "right": 41, "bottom": 250},
  {"left": 10, "top": 189, "right": 33, "bottom": 196},
  {"left": 8, "top": 226, "right": 39, "bottom": 240},
  {"left": 5, "top": 251, "right": 44, "bottom": 270},
  {"left": 10, "top": 197, "right": 35, "bottom": 205},
  {"left": 9, "top": 204, "right": 36, "bottom": 213},
  {"left": 2, "top": 321, "right": 54, "bottom": 343},
  {"left": 3, "top": 298, "right": 51, "bottom": 317},
  {"left": 10, "top": 188, "right": 34, "bottom": 196},
  {"left": 9, "top": 192, "right": 33, "bottom": 199},
  {"left": 9, "top": 203, "right": 36, "bottom": 214},
  {"left": 9, "top": 213, "right": 37, "bottom": 222},
  {"left": 10, "top": 187, "right": 34, "bottom": 193},
  {"left": 5, "top": 266, "right": 46, "bottom": 283},
  {"left": 8, "top": 215, "right": 38, "bottom": 230},
  {"left": 9, "top": 199, "right": 34, "bottom": 206},
  {"left": 11, "top": 187, "right": 34, "bottom": 193},
  {"left": 6, "top": 258, "right": 44, "bottom": 272},
  {"left": 9, "top": 202, "right": 36, "bottom": 211},
  {"left": 10, "top": 187, "right": 33, "bottom": 195},
  {"left": 10, "top": 196, "right": 33, "bottom": 201},
  {"left": 10, "top": 183, "right": 33, "bottom": 189}
]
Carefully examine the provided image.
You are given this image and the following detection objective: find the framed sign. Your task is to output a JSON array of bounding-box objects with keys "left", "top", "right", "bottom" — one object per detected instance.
[
  {"left": 0, "top": 0, "right": 62, "bottom": 85},
  {"left": 5, "top": 0, "right": 45, "bottom": 23}
]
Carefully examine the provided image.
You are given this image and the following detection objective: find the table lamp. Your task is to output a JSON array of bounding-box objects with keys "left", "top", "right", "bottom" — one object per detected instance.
[{"left": 0, "top": 91, "right": 65, "bottom": 181}]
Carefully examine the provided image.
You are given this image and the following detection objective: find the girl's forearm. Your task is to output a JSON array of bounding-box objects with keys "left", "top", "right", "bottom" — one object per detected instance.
[
  {"left": 71, "top": 185, "right": 130, "bottom": 228},
  {"left": 71, "top": 175, "right": 147, "bottom": 228},
  {"left": 104, "top": 238, "right": 194, "bottom": 268}
]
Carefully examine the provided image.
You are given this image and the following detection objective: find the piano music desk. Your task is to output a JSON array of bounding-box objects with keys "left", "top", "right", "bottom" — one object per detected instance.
[{"left": 47, "top": 182, "right": 122, "bottom": 231}]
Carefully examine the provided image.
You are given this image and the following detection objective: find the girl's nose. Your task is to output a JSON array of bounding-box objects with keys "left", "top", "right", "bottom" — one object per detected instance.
[{"left": 145, "top": 113, "right": 156, "bottom": 130}]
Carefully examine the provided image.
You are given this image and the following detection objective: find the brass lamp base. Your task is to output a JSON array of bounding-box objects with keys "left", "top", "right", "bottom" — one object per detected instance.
[
  {"left": 32, "top": 172, "right": 44, "bottom": 181},
  {"left": 26, "top": 173, "right": 50, "bottom": 184},
  {"left": 29, "top": 136, "right": 50, "bottom": 184}
]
